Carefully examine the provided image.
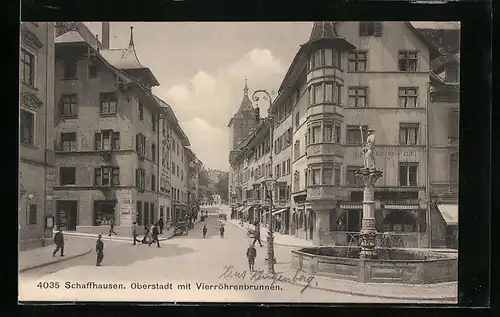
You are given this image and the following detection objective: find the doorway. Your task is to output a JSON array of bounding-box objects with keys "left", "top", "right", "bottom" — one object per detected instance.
[
  {"left": 347, "top": 209, "right": 361, "bottom": 232},
  {"left": 56, "top": 200, "right": 78, "bottom": 231}
]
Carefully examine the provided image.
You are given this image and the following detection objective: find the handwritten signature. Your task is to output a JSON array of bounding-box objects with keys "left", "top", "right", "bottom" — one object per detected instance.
[{"left": 218, "top": 265, "right": 316, "bottom": 294}]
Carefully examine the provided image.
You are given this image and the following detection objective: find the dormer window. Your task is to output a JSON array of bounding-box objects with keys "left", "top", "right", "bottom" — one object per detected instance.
[{"left": 359, "top": 22, "right": 383, "bottom": 37}]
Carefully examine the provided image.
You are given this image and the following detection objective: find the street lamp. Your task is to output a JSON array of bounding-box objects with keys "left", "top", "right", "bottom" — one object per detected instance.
[{"left": 252, "top": 89, "right": 276, "bottom": 274}]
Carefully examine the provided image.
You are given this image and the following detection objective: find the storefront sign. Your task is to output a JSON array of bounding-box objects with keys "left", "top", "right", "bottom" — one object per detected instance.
[{"left": 358, "top": 150, "right": 418, "bottom": 158}]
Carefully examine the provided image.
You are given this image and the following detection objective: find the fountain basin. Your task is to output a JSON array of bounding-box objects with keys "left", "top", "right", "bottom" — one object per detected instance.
[{"left": 291, "top": 246, "right": 457, "bottom": 284}]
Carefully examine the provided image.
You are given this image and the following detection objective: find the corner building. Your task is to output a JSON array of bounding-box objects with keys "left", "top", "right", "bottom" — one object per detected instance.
[
  {"left": 51, "top": 23, "right": 196, "bottom": 235},
  {"left": 19, "top": 22, "right": 56, "bottom": 249}
]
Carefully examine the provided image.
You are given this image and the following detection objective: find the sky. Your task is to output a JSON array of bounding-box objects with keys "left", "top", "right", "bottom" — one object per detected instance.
[{"left": 83, "top": 22, "right": 459, "bottom": 171}]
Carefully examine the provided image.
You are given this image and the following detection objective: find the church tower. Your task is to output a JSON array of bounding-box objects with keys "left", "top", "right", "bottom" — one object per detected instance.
[{"left": 227, "top": 79, "right": 258, "bottom": 151}]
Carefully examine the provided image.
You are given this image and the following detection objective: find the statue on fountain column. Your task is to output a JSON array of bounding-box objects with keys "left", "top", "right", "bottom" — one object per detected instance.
[{"left": 363, "top": 128, "right": 376, "bottom": 171}]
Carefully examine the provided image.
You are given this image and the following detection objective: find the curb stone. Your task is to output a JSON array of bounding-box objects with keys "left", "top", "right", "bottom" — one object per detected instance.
[
  {"left": 224, "top": 219, "right": 456, "bottom": 301},
  {"left": 19, "top": 248, "right": 93, "bottom": 273}
]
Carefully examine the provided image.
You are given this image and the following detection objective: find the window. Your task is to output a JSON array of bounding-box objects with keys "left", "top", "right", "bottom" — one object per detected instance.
[
  {"left": 314, "top": 84, "right": 323, "bottom": 104},
  {"left": 348, "top": 87, "right": 367, "bottom": 107},
  {"left": 334, "top": 166, "right": 341, "bottom": 185},
  {"left": 294, "top": 140, "right": 301, "bottom": 160},
  {"left": 305, "top": 169, "right": 309, "bottom": 187},
  {"left": 398, "top": 51, "right": 418, "bottom": 72},
  {"left": 322, "top": 168, "right": 333, "bottom": 185},
  {"left": 398, "top": 88, "right": 418, "bottom": 108},
  {"left": 348, "top": 51, "right": 368, "bottom": 72},
  {"left": 136, "top": 133, "right": 146, "bottom": 154},
  {"left": 346, "top": 166, "right": 363, "bottom": 187},
  {"left": 152, "top": 143, "right": 156, "bottom": 162},
  {"left": 359, "top": 22, "right": 383, "bottom": 37},
  {"left": 312, "top": 169, "right": 320, "bottom": 185},
  {"left": 27, "top": 204, "right": 37, "bottom": 225},
  {"left": 399, "top": 163, "right": 418, "bottom": 186},
  {"left": 100, "top": 92, "right": 117, "bottom": 114},
  {"left": 295, "top": 112, "right": 300, "bottom": 128},
  {"left": 286, "top": 159, "right": 291, "bottom": 174},
  {"left": 181, "top": 170, "right": 184, "bottom": 180},
  {"left": 324, "top": 83, "right": 333, "bottom": 103},
  {"left": 96, "top": 131, "right": 120, "bottom": 150},
  {"left": 20, "top": 109, "right": 34, "bottom": 145},
  {"left": 295, "top": 88, "right": 300, "bottom": 104},
  {"left": 135, "top": 168, "right": 146, "bottom": 188},
  {"left": 88, "top": 62, "right": 99, "bottom": 78},
  {"left": 20, "top": 49, "right": 35, "bottom": 86},
  {"left": 312, "top": 125, "right": 321, "bottom": 143},
  {"left": 94, "top": 167, "right": 120, "bottom": 186},
  {"left": 138, "top": 102, "right": 144, "bottom": 121},
  {"left": 446, "top": 66, "right": 459, "bottom": 83},
  {"left": 293, "top": 171, "right": 300, "bottom": 191},
  {"left": 151, "top": 174, "right": 156, "bottom": 191},
  {"left": 335, "top": 124, "right": 341, "bottom": 143},
  {"left": 346, "top": 126, "right": 367, "bottom": 145},
  {"left": 399, "top": 124, "right": 419, "bottom": 145},
  {"left": 152, "top": 114, "right": 156, "bottom": 132},
  {"left": 59, "top": 94, "right": 78, "bottom": 117},
  {"left": 172, "top": 162, "right": 176, "bottom": 176},
  {"left": 324, "top": 123, "right": 333, "bottom": 143},
  {"left": 276, "top": 165, "right": 281, "bottom": 178},
  {"left": 60, "top": 167, "right": 76, "bottom": 185},
  {"left": 176, "top": 166, "right": 179, "bottom": 177},
  {"left": 450, "top": 153, "right": 458, "bottom": 183},
  {"left": 61, "top": 132, "right": 77, "bottom": 151},
  {"left": 282, "top": 161, "right": 286, "bottom": 176},
  {"left": 63, "top": 59, "right": 77, "bottom": 79}
]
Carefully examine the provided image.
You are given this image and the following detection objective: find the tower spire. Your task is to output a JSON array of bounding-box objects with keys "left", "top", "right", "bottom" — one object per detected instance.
[
  {"left": 244, "top": 77, "right": 249, "bottom": 96},
  {"left": 129, "top": 26, "right": 135, "bottom": 47}
]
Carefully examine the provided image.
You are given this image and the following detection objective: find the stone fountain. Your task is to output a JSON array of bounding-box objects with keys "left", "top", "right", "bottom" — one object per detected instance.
[{"left": 291, "top": 128, "right": 457, "bottom": 284}]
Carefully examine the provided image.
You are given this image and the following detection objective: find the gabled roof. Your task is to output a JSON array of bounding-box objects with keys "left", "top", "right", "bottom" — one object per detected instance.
[
  {"left": 55, "top": 31, "right": 86, "bottom": 44},
  {"left": 430, "top": 53, "right": 460, "bottom": 72},
  {"left": 99, "top": 27, "right": 160, "bottom": 86},
  {"left": 153, "top": 95, "right": 191, "bottom": 146}
]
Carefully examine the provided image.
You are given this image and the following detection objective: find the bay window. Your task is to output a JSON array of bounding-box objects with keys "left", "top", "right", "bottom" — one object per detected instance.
[
  {"left": 94, "top": 167, "right": 120, "bottom": 186},
  {"left": 309, "top": 48, "right": 342, "bottom": 70},
  {"left": 312, "top": 125, "right": 321, "bottom": 143},
  {"left": 322, "top": 168, "right": 333, "bottom": 185},
  {"left": 323, "top": 123, "right": 333, "bottom": 142},
  {"left": 312, "top": 169, "right": 320, "bottom": 185}
]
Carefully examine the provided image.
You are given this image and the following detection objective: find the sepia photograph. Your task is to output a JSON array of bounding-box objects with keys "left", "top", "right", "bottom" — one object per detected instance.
[{"left": 18, "top": 21, "right": 460, "bottom": 304}]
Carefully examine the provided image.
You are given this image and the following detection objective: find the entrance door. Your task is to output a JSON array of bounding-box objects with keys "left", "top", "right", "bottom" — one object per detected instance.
[
  {"left": 57, "top": 201, "right": 78, "bottom": 231},
  {"left": 347, "top": 209, "right": 361, "bottom": 232}
]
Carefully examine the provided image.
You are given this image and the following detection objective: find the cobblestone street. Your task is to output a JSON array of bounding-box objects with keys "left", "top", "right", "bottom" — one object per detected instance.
[{"left": 19, "top": 214, "right": 455, "bottom": 303}]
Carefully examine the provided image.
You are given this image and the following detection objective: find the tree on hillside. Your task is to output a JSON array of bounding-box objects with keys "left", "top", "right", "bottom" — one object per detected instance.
[
  {"left": 215, "top": 172, "right": 229, "bottom": 203},
  {"left": 199, "top": 166, "right": 214, "bottom": 204}
]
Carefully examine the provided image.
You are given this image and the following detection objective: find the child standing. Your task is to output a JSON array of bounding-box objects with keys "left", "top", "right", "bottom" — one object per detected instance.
[{"left": 246, "top": 243, "right": 257, "bottom": 271}]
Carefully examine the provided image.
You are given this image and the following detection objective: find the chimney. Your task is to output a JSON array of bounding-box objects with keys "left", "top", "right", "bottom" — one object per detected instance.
[{"left": 102, "top": 22, "right": 110, "bottom": 49}]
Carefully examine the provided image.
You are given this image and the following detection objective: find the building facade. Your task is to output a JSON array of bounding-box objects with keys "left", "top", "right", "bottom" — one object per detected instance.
[
  {"left": 229, "top": 21, "right": 459, "bottom": 248},
  {"left": 51, "top": 22, "right": 199, "bottom": 235},
  {"left": 19, "top": 22, "right": 56, "bottom": 249}
]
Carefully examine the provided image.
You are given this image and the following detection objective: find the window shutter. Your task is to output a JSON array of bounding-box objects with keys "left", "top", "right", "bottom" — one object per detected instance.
[{"left": 374, "top": 22, "right": 383, "bottom": 37}]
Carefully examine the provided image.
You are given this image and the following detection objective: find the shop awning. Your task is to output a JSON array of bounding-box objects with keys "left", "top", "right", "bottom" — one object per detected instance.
[
  {"left": 438, "top": 204, "right": 459, "bottom": 226},
  {"left": 340, "top": 203, "right": 363, "bottom": 209},
  {"left": 384, "top": 204, "right": 420, "bottom": 210},
  {"left": 272, "top": 208, "right": 287, "bottom": 216}
]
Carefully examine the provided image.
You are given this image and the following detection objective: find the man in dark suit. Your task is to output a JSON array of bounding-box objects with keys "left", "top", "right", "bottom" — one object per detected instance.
[{"left": 52, "top": 228, "right": 65, "bottom": 257}]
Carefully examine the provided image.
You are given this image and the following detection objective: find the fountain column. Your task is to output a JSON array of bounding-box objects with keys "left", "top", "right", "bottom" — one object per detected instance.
[
  {"left": 358, "top": 168, "right": 383, "bottom": 259},
  {"left": 356, "top": 128, "right": 383, "bottom": 259}
]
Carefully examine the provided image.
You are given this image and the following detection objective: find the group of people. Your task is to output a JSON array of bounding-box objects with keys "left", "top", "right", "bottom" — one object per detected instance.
[{"left": 201, "top": 223, "right": 225, "bottom": 239}]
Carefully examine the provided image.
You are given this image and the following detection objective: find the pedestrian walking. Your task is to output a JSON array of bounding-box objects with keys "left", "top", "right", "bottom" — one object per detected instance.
[
  {"left": 246, "top": 243, "right": 257, "bottom": 271},
  {"left": 96, "top": 234, "right": 104, "bottom": 266},
  {"left": 108, "top": 219, "right": 117, "bottom": 236},
  {"left": 252, "top": 227, "right": 263, "bottom": 247},
  {"left": 52, "top": 227, "right": 65, "bottom": 257},
  {"left": 141, "top": 225, "right": 151, "bottom": 244},
  {"left": 149, "top": 224, "right": 161, "bottom": 248},
  {"left": 157, "top": 217, "right": 164, "bottom": 235},
  {"left": 202, "top": 224, "right": 207, "bottom": 238},
  {"left": 132, "top": 222, "right": 141, "bottom": 245},
  {"left": 219, "top": 225, "right": 225, "bottom": 239}
]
